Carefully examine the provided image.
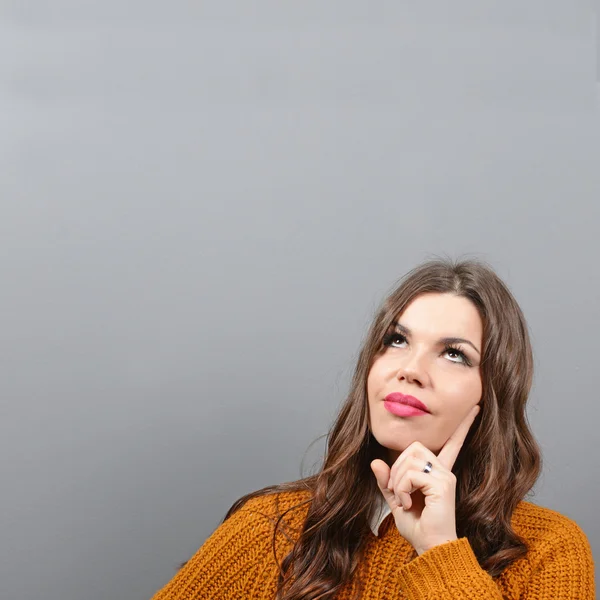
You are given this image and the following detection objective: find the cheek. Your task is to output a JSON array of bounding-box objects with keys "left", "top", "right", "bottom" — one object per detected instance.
[
  {"left": 366, "top": 361, "right": 385, "bottom": 395},
  {"left": 442, "top": 371, "right": 482, "bottom": 404},
  {"left": 366, "top": 371, "right": 376, "bottom": 401}
]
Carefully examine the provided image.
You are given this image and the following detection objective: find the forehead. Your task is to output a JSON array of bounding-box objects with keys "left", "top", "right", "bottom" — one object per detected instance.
[{"left": 397, "top": 293, "right": 482, "bottom": 340}]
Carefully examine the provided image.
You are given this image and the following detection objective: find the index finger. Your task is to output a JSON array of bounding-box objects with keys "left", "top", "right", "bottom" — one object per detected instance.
[{"left": 436, "top": 404, "right": 480, "bottom": 470}]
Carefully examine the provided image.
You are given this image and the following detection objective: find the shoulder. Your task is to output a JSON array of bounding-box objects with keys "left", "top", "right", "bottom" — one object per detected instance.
[
  {"left": 184, "top": 489, "right": 313, "bottom": 567},
  {"left": 151, "top": 490, "right": 314, "bottom": 599},
  {"left": 227, "top": 488, "right": 313, "bottom": 535},
  {"left": 511, "top": 500, "right": 593, "bottom": 562},
  {"left": 215, "top": 488, "right": 312, "bottom": 564}
]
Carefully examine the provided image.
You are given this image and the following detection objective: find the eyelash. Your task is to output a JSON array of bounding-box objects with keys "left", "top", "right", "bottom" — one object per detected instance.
[{"left": 381, "top": 332, "right": 473, "bottom": 367}]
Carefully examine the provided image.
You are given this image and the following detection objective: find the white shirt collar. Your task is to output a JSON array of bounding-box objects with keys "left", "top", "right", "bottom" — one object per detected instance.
[{"left": 369, "top": 494, "right": 392, "bottom": 536}]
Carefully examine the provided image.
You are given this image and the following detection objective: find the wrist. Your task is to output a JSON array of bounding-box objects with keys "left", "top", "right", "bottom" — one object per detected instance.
[{"left": 416, "top": 535, "right": 459, "bottom": 556}]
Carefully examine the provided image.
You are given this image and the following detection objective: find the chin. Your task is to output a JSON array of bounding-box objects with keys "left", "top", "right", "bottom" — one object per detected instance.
[
  {"left": 375, "top": 430, "right": 441, "bottom": 455},
  {"left": 374, "top": 432, "right": 411, "bottom": 451}
]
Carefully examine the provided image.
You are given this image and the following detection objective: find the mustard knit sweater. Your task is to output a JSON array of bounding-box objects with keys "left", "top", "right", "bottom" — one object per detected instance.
[{"left": 151, "top": 490, "right": 596, "bottom": 599}]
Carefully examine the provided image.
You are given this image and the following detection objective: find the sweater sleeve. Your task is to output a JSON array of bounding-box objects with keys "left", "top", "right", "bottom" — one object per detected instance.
[
  {"left": 396, "top": 538, "right": 504, "bottom": 599},
  {"left": 150, "top": 499, "right": 275, "bottom": 600},
  {"left": 521, "top": 519, "right": 596, "bottom": 599},
  {"left": 396, "top": 520, "right": 596, "bottom": 600}
]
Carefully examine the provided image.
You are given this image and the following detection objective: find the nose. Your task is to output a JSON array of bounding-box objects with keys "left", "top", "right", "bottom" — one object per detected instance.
[{"left": 395, "top": 350, "right": 429, "bottom": 387}]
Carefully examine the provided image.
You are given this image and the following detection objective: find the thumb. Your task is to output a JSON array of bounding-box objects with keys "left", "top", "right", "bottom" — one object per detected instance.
[
  {"left": 370, "top": 459, "right": 392, "bottom": 494},
  {"left": 371, "top": 460, "right": 400, "bottom": 510}
]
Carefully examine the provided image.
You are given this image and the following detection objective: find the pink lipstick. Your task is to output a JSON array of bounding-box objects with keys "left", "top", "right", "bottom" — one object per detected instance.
[{"left": 384, "top": 392, "right": 430, "bottom": 417}]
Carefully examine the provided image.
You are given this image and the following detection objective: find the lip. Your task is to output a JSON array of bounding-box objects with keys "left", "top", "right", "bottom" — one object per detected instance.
[
  {"left": 384, "top": 401, "right": 429, "bottom": 417},
  {"left": 384, "top": 392, "right": 430, "bottom": 414}
]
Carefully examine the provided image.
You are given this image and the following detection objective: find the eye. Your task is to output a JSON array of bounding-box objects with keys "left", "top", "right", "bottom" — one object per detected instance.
[
  {"left": 382, "top": 333, "right": 472, "bottom": 367},
  {"left": 383, "top": 333, "right": 408, "bottom": 348},
  {"left": 444, "top": 347, "right": 469, "bottom": 365}
]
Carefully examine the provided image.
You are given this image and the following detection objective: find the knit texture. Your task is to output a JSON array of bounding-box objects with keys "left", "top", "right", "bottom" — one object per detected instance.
[{"left": 151, "top": 490, "right": 596, "bottom": 599}]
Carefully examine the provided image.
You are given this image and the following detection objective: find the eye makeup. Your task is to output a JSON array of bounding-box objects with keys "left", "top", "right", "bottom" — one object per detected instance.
[{"left": 381, "top": 331, "right": 474, "bottom": 367}]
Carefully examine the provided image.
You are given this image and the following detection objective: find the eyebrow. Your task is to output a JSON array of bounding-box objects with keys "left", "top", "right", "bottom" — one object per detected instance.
[{"left": 393, "top": 322, "right": 481, "bottom": 355}]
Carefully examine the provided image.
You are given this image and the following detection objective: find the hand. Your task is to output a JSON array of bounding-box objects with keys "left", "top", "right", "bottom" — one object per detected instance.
[{"left": 370, "top": 404, "right": 480, "bottom": 556}]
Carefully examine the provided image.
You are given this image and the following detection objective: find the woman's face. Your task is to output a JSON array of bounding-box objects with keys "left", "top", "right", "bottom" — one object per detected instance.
[{"left": 367, "top": 292, "right": 483, "bottom": 464}]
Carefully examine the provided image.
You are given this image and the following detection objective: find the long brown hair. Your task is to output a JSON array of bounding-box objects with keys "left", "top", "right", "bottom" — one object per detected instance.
[{"left": 189, "top": 257, "right": 542, "bottom": 599}]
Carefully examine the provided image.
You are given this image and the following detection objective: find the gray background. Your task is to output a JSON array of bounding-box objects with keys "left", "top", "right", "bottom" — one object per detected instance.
[{"left": 1, "top": 3, "right": 598, "bottom": 599}]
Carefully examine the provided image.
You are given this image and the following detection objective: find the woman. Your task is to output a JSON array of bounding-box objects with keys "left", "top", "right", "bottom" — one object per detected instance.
[{"left": 150, "top": 258, "right": 595, "bottom": 599}]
